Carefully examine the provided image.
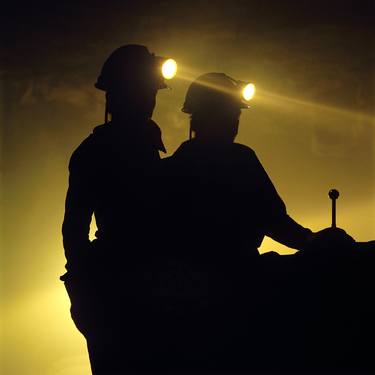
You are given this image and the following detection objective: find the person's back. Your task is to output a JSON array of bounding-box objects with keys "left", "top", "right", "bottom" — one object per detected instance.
[
  {"left": 65, "top": 119, "right": 163, "bottom": 264},
  {"left": 163, "top": 139, "right": 292, "bottom": 261}
]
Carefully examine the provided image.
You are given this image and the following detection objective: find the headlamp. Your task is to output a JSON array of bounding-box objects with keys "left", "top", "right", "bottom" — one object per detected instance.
[
  {"left": 242, "top": 83, "right": 256, "bottom": 101},
  {"left": 221, "top": 76, "right": 256, "bottom": 105},
  {"left": 161, "top": 58, "right": 177, "bottom": 80}
]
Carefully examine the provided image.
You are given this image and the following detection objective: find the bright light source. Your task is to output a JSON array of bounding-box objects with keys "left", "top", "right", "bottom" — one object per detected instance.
[
  {"left": 161, "top": 59, "right": 177, "bottom": 80},
  {"left": 242, "top": 83, "right": 256, "bottom": 101}
]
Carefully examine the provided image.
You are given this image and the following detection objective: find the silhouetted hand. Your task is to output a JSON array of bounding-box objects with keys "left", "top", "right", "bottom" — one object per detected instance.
[{"left": 302, "top": 227, "right": 355, "bottom": 255}]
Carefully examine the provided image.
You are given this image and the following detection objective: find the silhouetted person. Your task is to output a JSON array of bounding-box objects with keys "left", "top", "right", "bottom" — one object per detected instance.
[
  {"left": 163, "top": 73, "right": 319, "bottom": 258},
  {"left": 158, "top": 73, "right": 357, "bottom": 370},
  {"left": 61, "top": 45, "right": 171, "bottom": 374}
]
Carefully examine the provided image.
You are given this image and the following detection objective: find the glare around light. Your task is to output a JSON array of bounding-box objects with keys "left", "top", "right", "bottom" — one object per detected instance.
[
  {"left": 161, "top": 59, "right": 177, "bottom": 80},
  {"left": 242, "top": 83, "right": 256, "bottom": 101}
]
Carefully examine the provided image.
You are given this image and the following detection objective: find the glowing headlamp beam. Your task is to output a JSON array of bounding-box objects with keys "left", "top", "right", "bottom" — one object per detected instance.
[
  {"left": 170, "top": 68, "right": 256, "bottom": 104},
  {"left": 162, "top": 59, "right": 177, "bottom": 80},
  {"left": 177, "top": 73, "right": 256, "bottom": 102}
]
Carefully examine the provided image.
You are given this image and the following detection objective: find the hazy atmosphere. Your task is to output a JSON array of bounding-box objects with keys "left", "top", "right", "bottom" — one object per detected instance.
[{"left": 2, "top": 1, "right": 374, "bottom": 373}]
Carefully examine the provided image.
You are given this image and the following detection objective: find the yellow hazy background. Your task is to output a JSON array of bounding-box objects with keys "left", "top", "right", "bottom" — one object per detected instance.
[{"left": 2, "top": 2, "right": 374, "bottom": 374}]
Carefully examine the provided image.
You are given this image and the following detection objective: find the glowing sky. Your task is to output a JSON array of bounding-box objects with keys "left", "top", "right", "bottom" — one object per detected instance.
[{"left": 2, "top": 1, "right": 374, "bottom": 373}]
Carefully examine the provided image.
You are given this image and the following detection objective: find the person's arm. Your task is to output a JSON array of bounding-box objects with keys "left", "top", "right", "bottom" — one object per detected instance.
[
  {"left": 250, "top": 150, "right": 313, "bottom": 250},
  {"left": 250, "top": 151, "right": 357, "bottom": 252},
  {"left": 266, "top": 214, "right": 314, "bottom": 250},
  {"left": 62, "top": 144, "right": 94, "bottom": 272}
]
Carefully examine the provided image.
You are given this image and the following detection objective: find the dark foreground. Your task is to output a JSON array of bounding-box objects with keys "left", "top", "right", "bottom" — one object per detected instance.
[{"left": 63, "top": 242, "right": 375, "bottom": 374}]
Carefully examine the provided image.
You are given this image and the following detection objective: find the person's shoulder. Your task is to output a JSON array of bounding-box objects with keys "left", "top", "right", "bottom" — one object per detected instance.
[
  {"left": 232, "top": 143, "right": 258, "bottom": 159},
  {"left": 69, "top": 124, "right": 107, "bottom": 169},
  {"left": 159, "top": 141, "right": 192, "bottom": 175},
  {"left": 230, "top": 143, "right": 265, "bottom": 172},
  {"left": 161, "top": 140, "right": 191, "bottom": 161}
]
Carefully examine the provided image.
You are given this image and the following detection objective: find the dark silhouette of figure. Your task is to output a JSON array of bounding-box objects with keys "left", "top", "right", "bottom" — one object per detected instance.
[
  {"left": 60, "top": 55, "right": 375, "bottom": 372},
  {"left": 157, "top": 73, "right": 363, "bottom": 371},
  {"left": 61, "top": 45, "right": 171, "bottom": 374},
  {"left": 162, "top": 72, "right": 338, "bottom": 263}
]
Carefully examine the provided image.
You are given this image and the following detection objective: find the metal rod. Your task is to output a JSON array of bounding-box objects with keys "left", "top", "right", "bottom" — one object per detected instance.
[
  {"left": 332, "top": 199, "right": 336, "bottom": 228},
  {"left": 328, "top": 189, "right": 340, "bottom": 228}
]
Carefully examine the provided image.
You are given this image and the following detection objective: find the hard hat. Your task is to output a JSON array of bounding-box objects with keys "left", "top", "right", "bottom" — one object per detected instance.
[
  {"left": 95, "top": 44, "right": 177, "bottom": 92},
  {"left": 182, "top": 72, "right": 255, "bottom": 114}
]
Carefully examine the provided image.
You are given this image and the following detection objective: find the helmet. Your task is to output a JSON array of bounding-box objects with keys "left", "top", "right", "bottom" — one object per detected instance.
[
  {"left": 182, "top": 72, "right": 255, "bottom": 114},
  {"left": 95, "top": 44, "right": 171, "bottom": 92}
]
